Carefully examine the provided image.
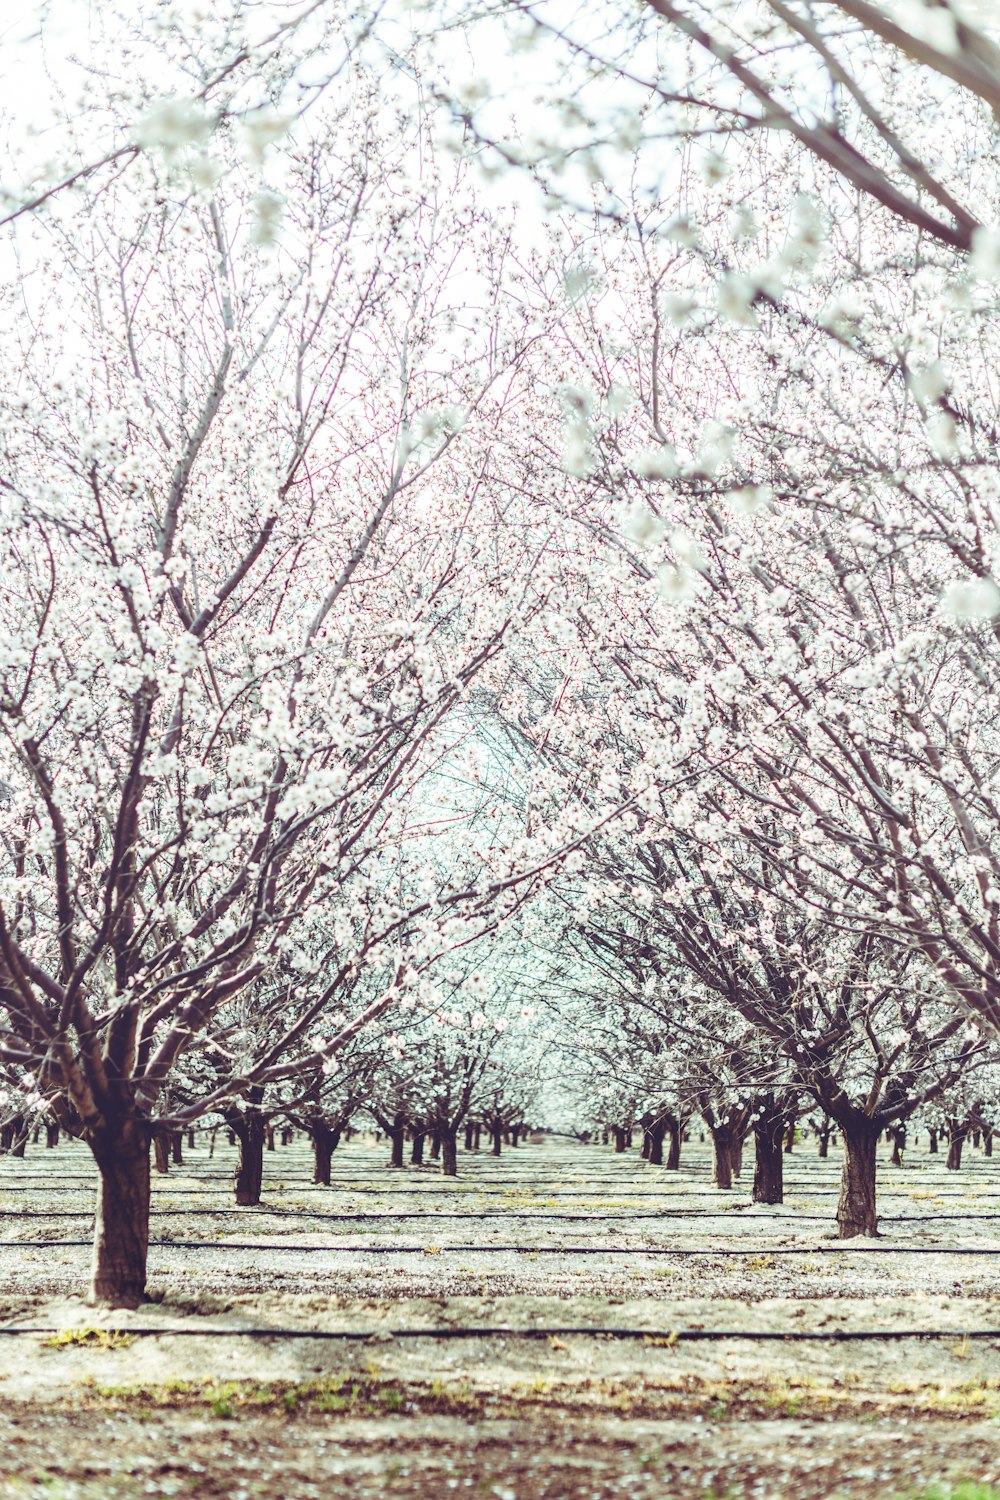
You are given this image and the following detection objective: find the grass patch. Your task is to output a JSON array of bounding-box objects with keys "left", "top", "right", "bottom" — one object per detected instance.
[{"left": 42, "top": 1328, "right": 134, "bottom": 1351}]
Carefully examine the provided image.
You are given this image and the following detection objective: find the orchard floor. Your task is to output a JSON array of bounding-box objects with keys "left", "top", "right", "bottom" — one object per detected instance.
[{"left": 2, "top": 1135, "right": 1000, "bottom": 1497}]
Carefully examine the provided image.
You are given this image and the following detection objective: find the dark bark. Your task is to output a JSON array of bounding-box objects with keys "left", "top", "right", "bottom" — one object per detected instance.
[
  {"left": 89, "top": 1118, "right": 151, "bottom": 1308},
  {"left": 473, "top": 1126, "right": 481, "bottom": 1150},
  {"left": 45, "top": 1122, "right": 60, "bottom": 1149},
  {"left": 153, "top": 1133, "right": 169, "bottom": 1174},
  {"left": 170, "top": 1132, "right": 183, "bottom": 1166},
  {"left": 491, "top": 1126, "right": 502, "bottom": 1157},
  {"left": 266, "top": 1126, "right": 275, "bottom": 1152},
  {"left": 187, "top": 1129, "right": 195, "bottom": 1150},
  {"left": 611, "top": 1126, "right": 627, "bottom": 1154},
  {"left": 665, "top": 1117, "right": 681, "bottom": 1169},
  {"left": 711, "top": 1126, "right": 734, "bottom": 1190},
  {"left": 818, "top": 1123, "right": 831, "bottom": 1159},
  {"left": 889, "top": 1125, "right": 906, "bottom": 1167},
  {"left": 464, "top": 1123, "right": 474, "bottom": 1151},
  {"left": 648, "top": 1119, "right": 666, "bottom": 1166},
  {"left": 388, "top": 1116, "right": 406, "bottom": 1169},
  {"left": 986, "top": 1129, "right": 994, "bottom": 1158},
  {"left": 411, "top": 1130, "right": 426, "bottom": 1165},
  {"left": 511, "top": 1127, "right": 520, "bottom": 1147},
  {"left": 928, "top": 1127, "right": 939, "bottom": 1154},
  {"left": 429, "top": 1130, "right": 441, "bottom": 1161},
  {"left": 440, "top": 1127, "right": 458, "bottom": 1176},
  {"left": 946, "top": 1119, "right": 968, "bottom": 1171},
  {"left": 752, "top": 1104, "right": 786, "bottom": 1205},
  {"left": 837, "top": 1120, "right": 879, "bottom": 1238},
  {"left": 311, "top": 1126, "right": 340, "bottom": 1186},
  {"left": 233, "top": 1114, "right": 265, "bottom": 1205},
  {"left": 783, "top": 1121, "right": 796, "bottom": 1154}
]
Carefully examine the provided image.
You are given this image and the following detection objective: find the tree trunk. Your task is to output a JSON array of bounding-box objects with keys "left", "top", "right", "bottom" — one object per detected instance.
[
  {"left": 89, "top": 1120, "right": 151, "bottom": 1309},
  {"left": 187, "top": 1129, "right": 196, "bottom": 1150},
  {"left": 266, "top": 1126, "right": 275, "bottom": 1151},
  {"left": 170, "top": 1132, "right": 183, "bottom": 1166},
  {"left": 411, "top": 1131, "right": 425, "bottom": 1165},
  {"left": 946, "top": 1120, "right": 967, "bottom": 1171},
  {"left": 648, "top": 1119, "right": 666, "bottom": 1166},
  {"left": 752, "top": 1105, "right": 785, "bottom": 1205},
  {"left": 440, "top": 1127, "right": 458, "bottom": 1176},
  {"left": 233, "top": 1115, "right": 265, "bottom": 1205},
  {"left": 464, "top": 1123, "right": 474, "bottom": 1151},
  {"left": 783, "top": 1121, "right": 796, "bottom": 1154},
  {"left": 511, "top": 1126, "right": 520, "bottom": 1147},
  {"left": 153, "top": 1133, "right": 169, "bottom": 1174},
  {"left": 666, "top": 1118, "right": 681, "bottom": 1169},
  {"left": 612, "top": 1126, "right": 627, "bottom": 1154},
  {"left": 389, "top": 1126, "right": 405, "bottom": 1169},
  {"left": 730, "top": 1133, "right": 744, "bottom": 1178},
  {"left": 889, "top": 1126, "right": 906, "bottom": 1167},
  {"left": 429, "top": 1130, "right": 441, "bottom": 1161},
  {"left": 312, "top": 1127, "right": 339, "bottom": 1186},
  {"left": 928, "top": 1127, "right": 938, "bottom": 1154},
  {"left": 985, "top": 1129, "right": 994, "bottom": 1158},
  {"left": 45, "top": 1122, "right": 59, "bottom": 1149},
  {"left": 473, "top": 1126, "right": 481, "bottom": 1150},
  {"left": 711, "top": 1127, "right": 734, "bottom": 1190},
  {"left": 837, "top": 1121, "right": 879, "bottom": 1238},
  {"left": 818, "top": 1124, "right": 831, "bottom": 1159},
  {"left": 491, "top": 1126, "right": 502, "bottom": 1157}
]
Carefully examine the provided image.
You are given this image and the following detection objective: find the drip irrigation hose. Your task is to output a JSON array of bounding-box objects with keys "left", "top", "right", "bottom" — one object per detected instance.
[
  {"left": 1, "top": 1324, "right": 998, "bottom": 1342},
  {"left": 5, "top": 1240, "right": 1000, "bottom": 1255}
]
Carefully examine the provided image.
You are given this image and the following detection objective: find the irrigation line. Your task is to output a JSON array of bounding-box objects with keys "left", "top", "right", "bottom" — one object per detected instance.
[
  {"left": 7, "top": 1240, "right": 1000, "bottom": 1255},
  {"left": 1, "top": 1206, "right": 997, "bottom": 1224},
  {"left": 2, "top": 1324, "right": 999, "bottom": 1342}
]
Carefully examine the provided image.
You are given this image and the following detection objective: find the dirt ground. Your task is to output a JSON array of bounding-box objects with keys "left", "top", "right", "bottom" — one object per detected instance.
[{"left": 2, "top": 1133, "right": 1000, "bottom": 1497}]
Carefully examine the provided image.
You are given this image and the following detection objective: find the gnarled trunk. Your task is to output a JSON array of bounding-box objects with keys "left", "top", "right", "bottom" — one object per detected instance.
[
  {"left": 388, "top": 1115, "right": 406, "bottom": 1169},
  {"left": 89, "top": 1118, "right": 151, "bottom": 1309},
  {"left": 233, "top": 1114, "right": 265, "bottom": 1205},
  {"left": 837, "top": 1120, "right": 879, "bottom": 1238},
  {"left": 752, "top": 1103, "right": 785, "bottom": 1205},
  {"left": 440, "top": 1127, "right": 458, "bottom": 1176},
  {"left": 711, "top": 1126, "right": 734, "bottom": 1190},
  {"left": 311, "top": 1126, "right": 340, "bottom": 1185},
  {"left": 946, "top": 1119, "right": 967, "bottom": 1171}
]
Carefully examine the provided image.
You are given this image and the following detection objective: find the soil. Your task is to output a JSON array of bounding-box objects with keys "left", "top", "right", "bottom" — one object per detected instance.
[{"left": 2, "top": 1134, "right": 1000, "bottom": 1497}]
